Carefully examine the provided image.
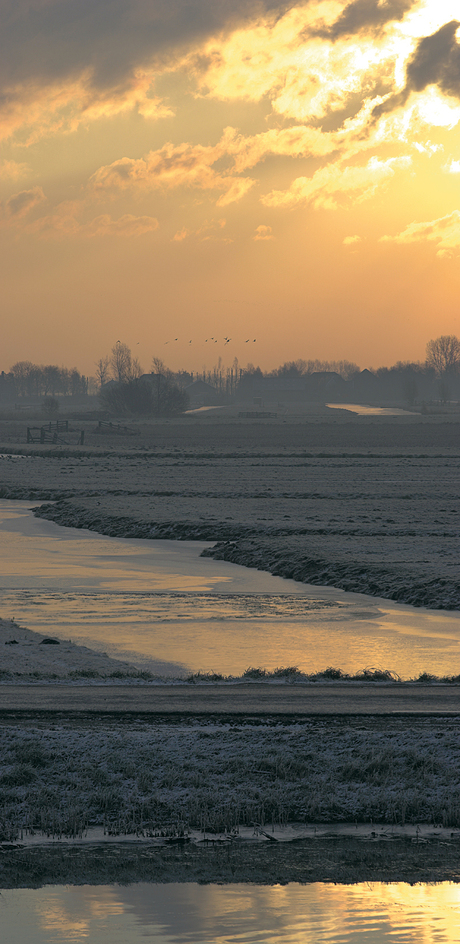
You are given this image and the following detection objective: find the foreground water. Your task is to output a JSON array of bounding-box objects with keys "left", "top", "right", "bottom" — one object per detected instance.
[
  {"left": 1, "top": 882, "right": 460, "bottom": 943},
  {"left": 0, "top": 501, "right": 459, "bottom": 677}
]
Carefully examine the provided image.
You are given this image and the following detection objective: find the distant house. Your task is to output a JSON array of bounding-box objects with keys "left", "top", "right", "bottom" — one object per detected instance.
[
  {"left": 306, "top": 371, "right": 348, "bottom": 399},
  {"left": 349, "top": 369, "right": 380, "bottom": 399},
  {"left": 240, "top": 377, "right": 306, "bottom": 403},
  {"left": 184, "top": 380, "right": 218, "bottom": 408},
  {"left": 0, "top": 371, "right": 16, "bottom": 402}
]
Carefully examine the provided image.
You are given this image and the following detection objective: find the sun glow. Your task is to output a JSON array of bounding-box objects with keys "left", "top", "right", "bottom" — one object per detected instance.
[{"left": 2, "top": 0, "right": 460, "bottom": 372}]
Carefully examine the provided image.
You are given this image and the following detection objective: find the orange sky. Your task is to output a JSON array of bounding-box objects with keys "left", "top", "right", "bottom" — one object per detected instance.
[{"left": 2, "top": 0, "right": 460, "bottom": 377}]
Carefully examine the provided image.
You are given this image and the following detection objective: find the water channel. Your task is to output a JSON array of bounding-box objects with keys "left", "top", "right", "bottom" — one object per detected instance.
[
  {"left": 1, "top": 501, "right": 460, "bottom": 677},
  {"left": 1, "top": 881, "right": 460, "bottom": 943}
]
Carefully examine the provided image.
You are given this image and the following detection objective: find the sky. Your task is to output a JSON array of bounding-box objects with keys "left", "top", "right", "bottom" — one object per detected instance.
[{"left": 2, "top": 0, "right": 460, "bottom": 377}]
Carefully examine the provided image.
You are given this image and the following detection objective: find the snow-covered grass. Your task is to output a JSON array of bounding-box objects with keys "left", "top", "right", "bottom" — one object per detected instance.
[{"left": 1, "top": 717, "right": 460, "bottom": 841}]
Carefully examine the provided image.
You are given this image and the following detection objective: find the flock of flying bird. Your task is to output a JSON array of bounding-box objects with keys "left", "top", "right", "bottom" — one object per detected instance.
[{"left": 164, "top": 337, "right": 257, "bottom": 345}]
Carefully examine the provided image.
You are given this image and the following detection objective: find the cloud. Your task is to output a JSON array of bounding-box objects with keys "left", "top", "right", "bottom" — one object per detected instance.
[
  {"left": 228, "top": 126, "right": 341, "bottom": 173},
  {"left": 216, "top": 177, "right": 255, "bottom": 206},
  {"left": 1, "top": 0, "right": 294, "bottom": 91},
  {"left": 406, "top": 20, "right": 460, "bottom": 99},
  {"left": 85, "top": 214, "right": 159, "bottom": 237},
  {"left": 0, "top": 160, "right": 31, "bottom": 180},
  {"left": 317, "top": 0, "right": 416, "bottom": 40},
  {"left": 187, "top": 3, "right": 397, "bottom": 128},
  {"left": 173, "top": 227, "right": 189, "bottom": 242},
  {"left": 343, "top": 234, "right": 362, "bottom": 244},
  {"left": 13, "top": 199, "right": 159, "bottom": 237},
  {"left": 1, "top": 0, "right": 297, "bottom": 141},
  {"left": 381, "top": 209, "right": 460, "bottom": 255},
  {"left": 373, "top": 20, "right": 460, "bottom": 120},
  {"left": 253, "top": 224, "right": 274, "bottom": 240},
  {"left": 89, "top": 134, "right": 255, "bottom": 205},
  {"left": 172, "top": 217, "right": 230, "bottom": 241},
  {"left": 444, "top": 159, "right": 460, "bottom": 173},
  {"left": 3, "top": 186, "right": 45, "bottom": 217},
  {"left": 0, "top": 71, "right": 173, "bottom": 144},
  {"left": 262, "top": 155, "right": 411, "bottom": 209}
]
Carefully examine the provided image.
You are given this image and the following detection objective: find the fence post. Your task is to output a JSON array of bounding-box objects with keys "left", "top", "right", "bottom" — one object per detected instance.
[{"left": 40, "top": 428, "right": 45, "bottom": 444}]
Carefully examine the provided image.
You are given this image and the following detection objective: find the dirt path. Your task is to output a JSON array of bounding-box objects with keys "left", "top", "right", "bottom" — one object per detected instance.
[{"left": 1, "top": 682, "right": 459, "bottom": 716}]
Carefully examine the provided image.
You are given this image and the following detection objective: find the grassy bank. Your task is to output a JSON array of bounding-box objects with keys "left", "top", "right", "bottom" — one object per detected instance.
[{"left": 2, "top": 716, "right": 460, "bottom": 842}]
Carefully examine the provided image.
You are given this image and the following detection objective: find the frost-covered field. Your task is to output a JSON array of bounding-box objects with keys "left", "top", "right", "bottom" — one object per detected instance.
[
  {"left": 2, "top": 716, "right": 460, "bottom": 842},
  {"left": 1, "top": 417, "right": 460, "bottom": 886},
  {"left": 0, "top": 416, "right": 458, "bottom": 608}
]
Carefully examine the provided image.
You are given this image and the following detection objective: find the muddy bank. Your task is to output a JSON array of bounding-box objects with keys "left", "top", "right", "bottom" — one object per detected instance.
[
  {"left": 203, "top": 539, "right": 460, "bottom": 610},
  {"left": 2, "top": 837, "right": 460, "bottom": 888},
  {"left": 31, "top": 500, "right": 460, "bottom": 609}
]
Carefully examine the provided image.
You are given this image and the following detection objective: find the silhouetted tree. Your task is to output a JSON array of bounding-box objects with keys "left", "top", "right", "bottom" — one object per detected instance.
[
  {"left": 426, "top": 335, "right": 460, "bottom": 375},
  {"left": 110, "top": 342, "right": 142, "bottom": 383},
  {"left": 100, "top": 375, "right": 188, "bottom": 415},
  {"left": 95, "top": 357, "right": 111, "bottom": 389}
]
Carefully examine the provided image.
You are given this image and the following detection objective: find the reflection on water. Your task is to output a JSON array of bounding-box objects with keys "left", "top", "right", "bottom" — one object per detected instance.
[
  {"left": 1, "top": 882, "right": 460, "bottom": 943},
  {"left": 327, "top": 403, "right": 417, "bottom": 416},
  {"left": 0, "top": 502, "right": 460, "bottom": 677}
]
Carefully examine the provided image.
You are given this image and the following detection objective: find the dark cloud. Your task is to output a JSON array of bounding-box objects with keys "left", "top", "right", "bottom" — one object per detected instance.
[
  {"left": 0, "top": 0, "right": 297, "bottom": 92},
  {"left": 373, "top": 20, "right": 460, "bottom": 120},
  {"left": 406, "top": 20, "right": 460, "bottom": 97},
  {"left": 5, "top": 186, "right": 45, "bottom": 217},
  {"left": 314, "top": 0, "right": 415, "bottom": 40}
]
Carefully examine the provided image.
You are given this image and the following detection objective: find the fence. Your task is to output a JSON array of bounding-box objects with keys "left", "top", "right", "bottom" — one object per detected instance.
[
  {"left": 95, "top": 421, "right": 137, "bottom": 436},
  {"left": 26, "top": 425, "right": 85, "bottom": 445}
]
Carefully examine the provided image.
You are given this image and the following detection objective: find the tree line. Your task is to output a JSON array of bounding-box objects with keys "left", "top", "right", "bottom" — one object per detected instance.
[
  {"left": 4, "top": 334, "right": 459, "bottom": 415},
  {"left": 9, "top": 362, "right": 88, "bottom": 398},
  {"left": 97, "top": 344, "right": 188, "bottom": 415}
]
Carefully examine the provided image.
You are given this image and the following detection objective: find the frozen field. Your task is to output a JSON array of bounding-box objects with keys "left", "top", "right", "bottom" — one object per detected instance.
[{"left": 0, "top": 414, "right": 459, "bottom": 610}]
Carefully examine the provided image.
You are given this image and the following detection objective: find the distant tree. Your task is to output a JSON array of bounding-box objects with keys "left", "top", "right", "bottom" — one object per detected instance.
[
  {"left": 10, "top": 361, "right": 86, "bottom": 398},
  {"left": 110, "top": 342, "right": 142, "bottom": 383},
  {"left": 271, "top": 359, "right": 359, "bottom": 380},
  {"left": 426, "top": 335, "right": 460, "bottom": 375},
  {"left": 42, "top": 365, "right": 61, "bottom": 396},
  {"left": 100, "top": 375, "right": 188, "bottom": 416},
  {"left": 151, "top": 356, "right": 167, "bottom": 375},
  {"left": 100, "top": 378, "right": 153, "bottom": 414},
  {"left": 10, "top": 361, "right": 38, "bottom": 397},
  {"left": 150, "top": 373, "right": 189, "bottom": 415},
  {"left": 42, "top": 396, "right": 59, "bottom": 416},
  {"left": 69, "top": 368, "right": 87, "bottom": 395},
  {"left": 95, "top": 356, "right": 111, "bottom": 390}
]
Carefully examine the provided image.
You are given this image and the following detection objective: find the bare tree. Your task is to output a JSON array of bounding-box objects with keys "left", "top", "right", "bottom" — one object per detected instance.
[
  {"left": 110, "top": 342, "right": 142, "bottom": 383},
  {"left": 426, "top": 335, "right": 460, "bottom": 375},
  {"left": 10, "top": 361, "right": 36, "bottom": 397},
  {"left": 95, "top": 356, "right": 111, "bottom": 389},
  {"left": 151, "top": 356, "right": 170, "bottom": 377}
]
